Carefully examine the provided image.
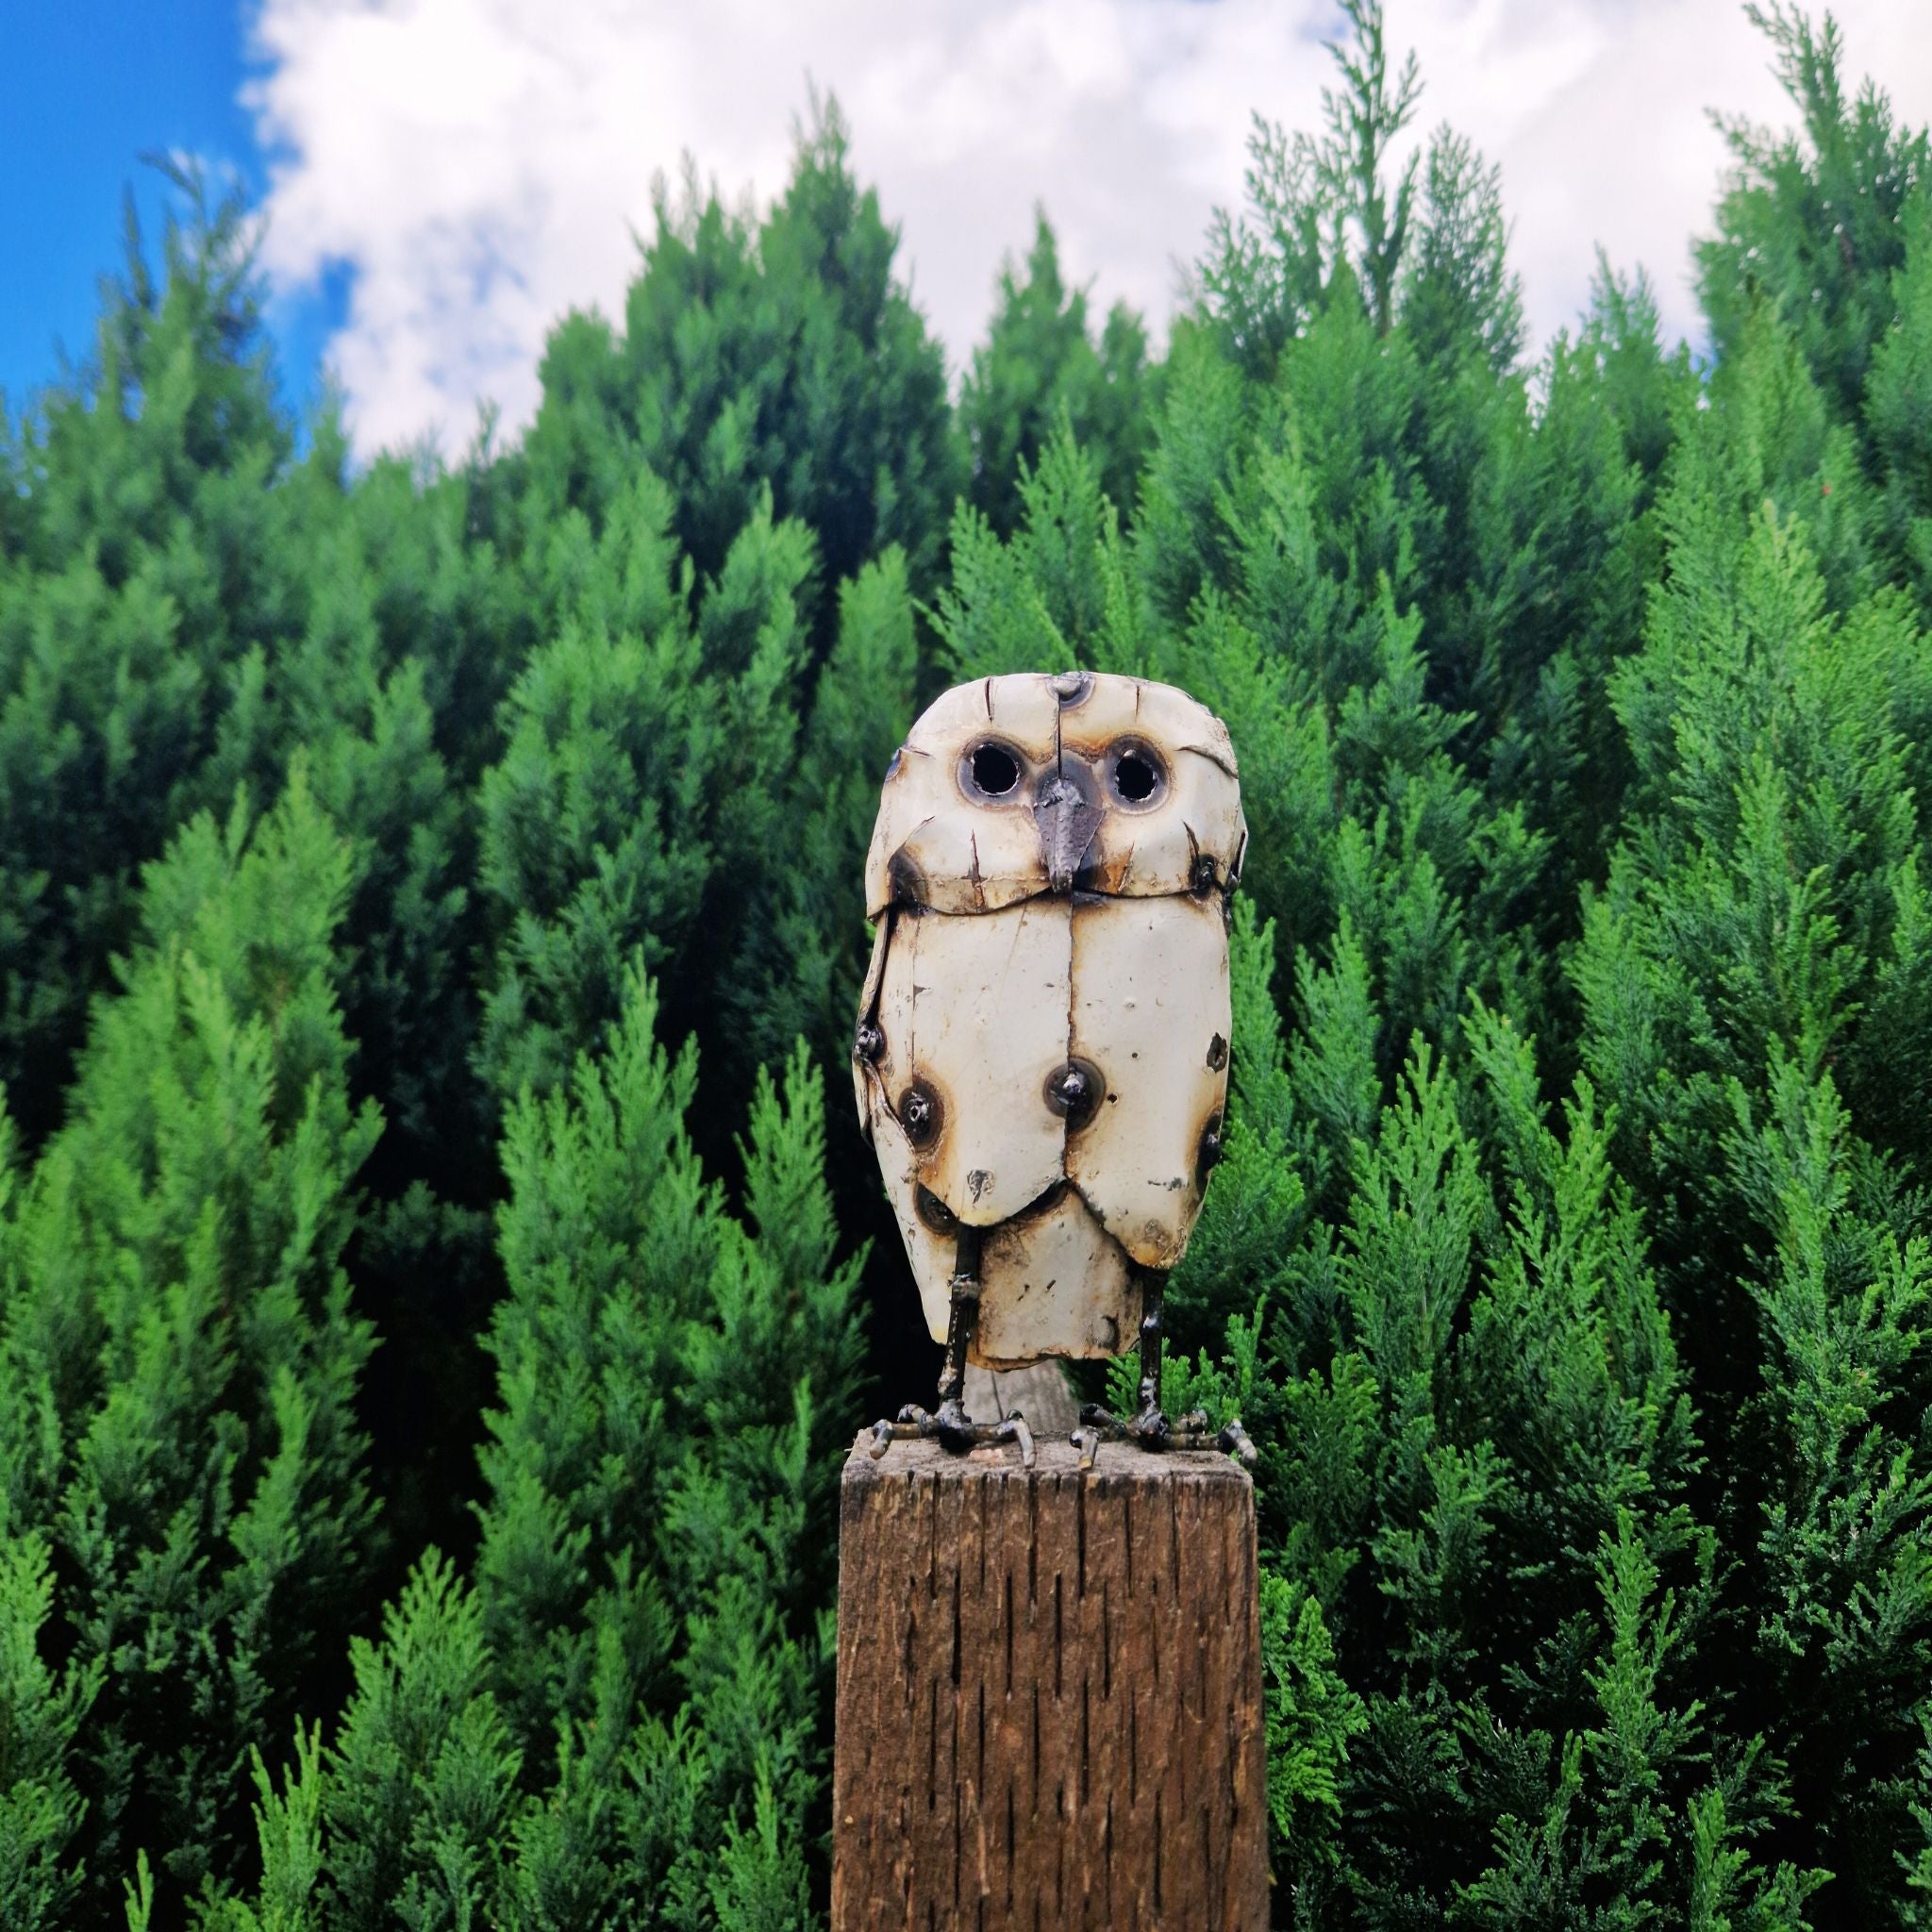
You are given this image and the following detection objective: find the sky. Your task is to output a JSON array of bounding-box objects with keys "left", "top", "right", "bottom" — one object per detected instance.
[
  {"left": 0, "top": 0, "right": 345, "bottom": 424},
  {"left": 5, "top": 1, "right": 1931, "bottom": 461}
]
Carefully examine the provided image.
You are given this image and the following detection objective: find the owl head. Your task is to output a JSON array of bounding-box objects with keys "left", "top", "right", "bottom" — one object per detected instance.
[
  {"left": 855, "top": 671, "right": 1248, "bottom": 1369},
  {"left": 862, "top": 670, "right": 1247, "bottom": 918}
]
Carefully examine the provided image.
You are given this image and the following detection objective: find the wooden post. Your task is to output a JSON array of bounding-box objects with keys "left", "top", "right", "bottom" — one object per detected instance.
[{"left": 833, "top": 1437, "right": 1269, "bottom": 1931}]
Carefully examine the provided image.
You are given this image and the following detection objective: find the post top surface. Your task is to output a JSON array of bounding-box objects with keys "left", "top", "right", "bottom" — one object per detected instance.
[{"left": 843, "top": 1432, "right": 1252, "bottom": 1488}]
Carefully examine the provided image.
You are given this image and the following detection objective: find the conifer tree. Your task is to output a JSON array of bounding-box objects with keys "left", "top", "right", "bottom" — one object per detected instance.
[
  {"left": 1401, "top": 128, "right": 1524, "bottom": 376},
  {"left": 1574, "top": 432, "right": 1932, "bottom": 1911},
  {"left": 730, "top": 549, "right": 920, "bottom": 1074},
  {"left": 517, "top": 100, "right": 959, "bottom": 608},
  {"left": 0, "top": 773, "right": 380, "bottom": 1921},
  {"left": 0, "top": 173, "right": 508, "bottom": 1366},
  {"left": 473, "top": 472, "right": 814, "bottom": 1102},
  {"left": 958, "top": 214, "right": 1158, "bottom": 538},
  {"left": 0, "top": 172, "right": 288, "bottom": 1138},
  {"left": 1865, "top": 193, "right": 1932, "bottom": 614},
  {"left": 0, "top": 1534, "right": 101, "bottom": 1931},
  {"left": 195, "top": 964, "right": 862, "bottom": 1930},
  {"left": 1197, "top": 0, "right": 1423, "bottom": 373},
  {"left": 1698, "top": 3, "right": 1929, "bottom": 424}
]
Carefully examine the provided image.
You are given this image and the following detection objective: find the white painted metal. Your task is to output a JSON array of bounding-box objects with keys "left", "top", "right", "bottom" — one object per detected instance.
[
  {"left": 903, "top": 673, "right": 1064, "bottom": 768},
  {"left": 1067, "top": 891, "right": 1231, "bottom": 1269},
  {"left": 863, "top": 675, "right": 1062, "bottom": 917},
  {"left": 974, "top": 1189, "right": 1141, "bottom": 1368},
  {"left": 1058, "top": 676, "right": 1247, "bottom": 897},
  {"left": 865, "top": 1100, "right": 1141, "bottom": 1366},
  {"left": 873, "top": 898, "right": 1071, "bottom": 1225},
  {"left": 852, "top": 913, "right": 891, "bottom": 1143},
  {"left": 861, "top": 748, "right": 1053, "bottom": 918}
]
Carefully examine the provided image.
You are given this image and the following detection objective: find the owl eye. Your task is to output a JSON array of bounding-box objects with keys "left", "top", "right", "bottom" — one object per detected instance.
[
  {"left": 961, "top": 739, "right": 1025, "bottom": 801},
  {"left": 1106, "top": 739, "right": 1168, "bottom": 808}
]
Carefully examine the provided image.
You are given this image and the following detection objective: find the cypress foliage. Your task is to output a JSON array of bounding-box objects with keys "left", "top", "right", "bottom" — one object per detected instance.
[
  {"left": 959, "top": 214, "right": 1159, "bottom": 538},
  {"left": 513, "top": 100, "right": 958, "bottom": 607},
  {"left": 0, "top": 773, "right": 380, "bottom": 1921},
  {"left": 198, "top": 966, "right": 861, "bottom": 1929},
  {"left": 1697, "top": 4, "right": 1928, "bottom": 423}
]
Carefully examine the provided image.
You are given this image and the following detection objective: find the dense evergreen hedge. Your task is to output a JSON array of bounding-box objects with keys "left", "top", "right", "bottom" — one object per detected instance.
[{"left": 1, "top": 5, "right": 1928, "bottom": 1924}]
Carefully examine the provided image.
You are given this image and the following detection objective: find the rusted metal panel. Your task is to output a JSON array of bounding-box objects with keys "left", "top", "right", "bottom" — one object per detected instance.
[
  {"left": 861, "top": 908, "right": 916, "bottom": 1141},
  {"left": 860, "top": 746, "right": 1055, "bottom": 919},
  {"left": 863, "top": 675, "right": 1063, "bottom": 918},
  {"left": 903, "top": 671, "right": 1066, "bottom": 767},
  {"left": 850, "top": 913, "right": 891, "bottom": 1143},
  {"left": 865, "top": 1103, "right": 957, "bottom": 1343},
  {"left": 974, "top": 1185, "right": 1141, "bottom": 1368},
  {"left": 1059, "top": 675, "right": 1248, "bottom": 899},
  {"left": 1067, "top": 890, "right": 1233, "bottom": 1270},
  {"left": 865, "top": 1027, "right": 1145, "bottom": 1364},
  {"left": 872, "top": 897, "right": 1072, "bottom": 1230}
]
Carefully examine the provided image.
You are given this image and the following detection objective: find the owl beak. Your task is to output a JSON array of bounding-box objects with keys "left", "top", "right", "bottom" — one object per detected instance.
[{"left": 1033, "top": 770, "right": 1101, "bottom": 894}]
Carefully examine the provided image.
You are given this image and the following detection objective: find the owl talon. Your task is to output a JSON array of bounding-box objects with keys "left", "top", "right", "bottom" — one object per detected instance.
[
  {"left": 934, "top": 1395, "right": 976, "bottom": 1453},
  {"left": 866, "top": 1406, "right": 935, "bottom": 1457},
  {"left": 1072, "top": 1401, "right": 1254, "bottom": 1464},
  {"left": 868, "top": 1401, "right": 1037, "bottom": 1466}
]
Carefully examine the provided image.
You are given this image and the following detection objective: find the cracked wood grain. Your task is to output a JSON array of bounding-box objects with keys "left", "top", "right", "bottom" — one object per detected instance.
[{"left": 834, "top": 1438, "right": 1268, "bottom": 1931}]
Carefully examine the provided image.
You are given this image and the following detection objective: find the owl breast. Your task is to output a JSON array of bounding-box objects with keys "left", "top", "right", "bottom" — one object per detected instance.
[{"left": 855, "top": 672, "right": 1242, "bottom": 1368}]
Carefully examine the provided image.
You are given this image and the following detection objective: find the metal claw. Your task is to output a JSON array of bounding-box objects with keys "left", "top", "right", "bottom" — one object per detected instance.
[
  {"left": 868, "top": 1402, "right": 1039, "bottom": 1467},
  {"left": 1071, "top": 1400, "right": 1257, "bottom": 1467}
]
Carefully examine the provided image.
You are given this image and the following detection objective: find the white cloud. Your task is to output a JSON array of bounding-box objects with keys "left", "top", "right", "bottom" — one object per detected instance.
[{"left": 246, "top": 0, "right": 1932, "bottom": 460}]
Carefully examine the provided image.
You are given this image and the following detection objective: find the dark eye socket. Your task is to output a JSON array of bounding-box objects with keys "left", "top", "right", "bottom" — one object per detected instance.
[
  {"left": 967, "top": 741, "right": 1023, "bottom": 798},
  {"left": 1108, "top": 741, "right": 1167, "bottom": 806}
]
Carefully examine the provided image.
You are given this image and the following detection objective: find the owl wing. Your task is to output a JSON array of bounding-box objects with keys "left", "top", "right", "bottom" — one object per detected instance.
[
  {"left": 863, "top": 898, "right": 1070, "bottom": 1228},
  {"left": 1067, "top": 892, "right": 1232, "bottom": 1270}
]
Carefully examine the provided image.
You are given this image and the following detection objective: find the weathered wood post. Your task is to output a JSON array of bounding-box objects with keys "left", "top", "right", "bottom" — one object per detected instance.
[{"left": 832, "top": 1436, "right": 1270, "bottom": 1930}]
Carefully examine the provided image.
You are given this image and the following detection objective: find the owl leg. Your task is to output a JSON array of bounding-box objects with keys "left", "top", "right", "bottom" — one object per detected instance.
[
  {"left": 1073, "top": 1275, "right": 1258, "bottom": 1469},
  {"left": 1073, "top": 1277, "right": 1176, "bottom": 1454},
  {"left": 930, "top": 1226, "right": 983, "bottom": 1442},
  {"left": 1136, "top": 1284, "right": 1168, "bottom": 1432},
  {"left": 866, "top": 1231, "right": 1038, "bottom": 1468}
]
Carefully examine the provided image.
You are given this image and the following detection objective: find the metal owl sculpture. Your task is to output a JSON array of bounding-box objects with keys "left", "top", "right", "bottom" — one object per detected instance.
[{"left": 857, "top": 670, "right": 1256, "bottom": 1468}]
